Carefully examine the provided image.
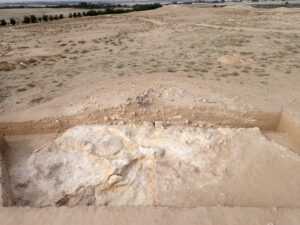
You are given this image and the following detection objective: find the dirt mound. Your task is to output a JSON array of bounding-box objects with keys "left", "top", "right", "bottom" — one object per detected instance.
[{"left": 217, "top": 53, "right": 254, "bottom": 65}]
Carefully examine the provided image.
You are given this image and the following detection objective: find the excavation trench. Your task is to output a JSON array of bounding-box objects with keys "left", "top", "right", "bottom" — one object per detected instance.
[
  {"left": 0, "top": 105, "right": 300, "bottom": 208},
  {"left": 0, "top": 105, "right": 282, "bottom": 135}
]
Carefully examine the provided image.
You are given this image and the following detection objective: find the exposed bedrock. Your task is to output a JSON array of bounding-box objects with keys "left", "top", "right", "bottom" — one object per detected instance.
[{"left": 8, "top": 124, "right": 300, "bottom": 207}]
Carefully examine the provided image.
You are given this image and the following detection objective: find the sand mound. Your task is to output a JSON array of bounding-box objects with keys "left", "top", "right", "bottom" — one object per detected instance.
[{"left": 217, "top": 53, "right": 254, "bottom": 65}]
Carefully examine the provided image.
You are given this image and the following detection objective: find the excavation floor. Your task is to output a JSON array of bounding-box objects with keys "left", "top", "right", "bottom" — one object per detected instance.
[{"left": 1, "top": 206, "right": 300, "bottom": 225}]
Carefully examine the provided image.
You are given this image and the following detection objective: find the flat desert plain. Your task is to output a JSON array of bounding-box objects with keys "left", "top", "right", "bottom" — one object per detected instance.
[{"left": 0, "top": 4, "right": 300, "bottom": 225}]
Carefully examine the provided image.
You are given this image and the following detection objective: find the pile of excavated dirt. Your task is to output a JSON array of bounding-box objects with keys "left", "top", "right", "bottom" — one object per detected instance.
[{"left": 8, "top": 124, "right": 300, "bottom": 207}]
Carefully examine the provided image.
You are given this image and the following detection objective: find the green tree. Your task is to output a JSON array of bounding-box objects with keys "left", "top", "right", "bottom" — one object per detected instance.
[
  {"left": 30, "top": 15, "right": 37, "bottom": 23},
  {"left": 23, "top": 16, "right": 30, "bottom": 24},
  {"left": 86, "top": 10, "right": 98, "bottom": 16},
  {"left": 9, "top": 18, "right": 16, "bottom": 25},
  {"left": 77, "top": 12, "right": 82, "bottom": 17},
  {"left": 73, "top": 12, "right": 77, "bottom": 18},
  {"left": 69, "top": 13, "right": 73, "bottom": 18},
  {"left": 0, "top": 18, "right": 7, "bottom": 26},
  {"left": 49, "top": 15, "right": 54, "bottom": 21},
  {"left": 79, "top": 2, "right": 88, "bottom": 8},
  {"left": 38, "top": 17, "right": 42, "bottom": 22},
  {"left": 42, "top": 15, "right": 48, "bottom": 22},
  {"left": 54, "top": 15, "right": 59, "bottom": 20},
  {"left": 59, "top": 14, "right": 64, "bottom": 19}
]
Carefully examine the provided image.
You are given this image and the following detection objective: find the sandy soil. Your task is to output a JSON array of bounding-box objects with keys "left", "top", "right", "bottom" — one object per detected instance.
[{"left": 0, "top": 4, "right": 300, "bottom": 223}]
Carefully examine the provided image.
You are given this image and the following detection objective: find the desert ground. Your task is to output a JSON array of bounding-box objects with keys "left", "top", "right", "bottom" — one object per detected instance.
[{"left": 0, "top": 4, "right": 300, "bottom": 224}]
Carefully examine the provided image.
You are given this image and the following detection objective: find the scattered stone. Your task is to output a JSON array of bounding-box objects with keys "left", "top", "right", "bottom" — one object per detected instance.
[{"left": 19, "top": 62, "right": 28, "bottom": 69}]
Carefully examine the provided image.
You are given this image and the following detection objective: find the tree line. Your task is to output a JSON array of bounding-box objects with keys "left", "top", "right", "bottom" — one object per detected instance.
[{"left": 0, "top": 3, "right": 162, "bottom": 27}]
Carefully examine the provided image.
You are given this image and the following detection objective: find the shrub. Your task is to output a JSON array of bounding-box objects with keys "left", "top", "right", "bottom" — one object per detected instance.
[
  {"left": 59, "top": 14, "right": 64, "bottom": 19},
  {"left": 0, "top": 18, "right": 7, "bottom": 26},
  {"left": 113, "top": 9, "right": 133, "bottom": 14},
  {"left": 9, "top": 18, "right": 16, "bottom": 25},
  {"left": 83, "top": 12, "right": 86, "bottom": 16},
  {"left": 49, "top": 15, "right": 54, "bottom": 21},
  {"left": 77, "top": 12, "right": 82, "bottom": 17},
  {"left": 105, "top": 8, "right": 114, "bottom": 14},
  {"left": 73, "top": 12, "right": 77, "bottom": 18},
  {"left": 54, "top": 15, "right": 59, "bottom": 20},
  {"left": 86, "top": 10, "right": 98, "bottom": 16},
  {"left": 38, "top": 17, "right": 42, "bottom": 22},
  {"left": 23, "top": 16, "right": 30, "bottom": 24},
  {"left": 42, "top": 14, "right": 48, "bottom": 21},
  {"left": 133, "top": 3, "right": 162, "bottom": 11},
  {"left": 69, "top": 13, "right": 73, "bottom": 18},
  {"left": 30, "top": 15, "right": 37, "bottom": 23}
]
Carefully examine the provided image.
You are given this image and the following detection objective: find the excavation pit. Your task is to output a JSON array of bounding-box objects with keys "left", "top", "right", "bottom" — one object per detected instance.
[{"left": 1, "top": 116, "right": 300, "bottom": 208}]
